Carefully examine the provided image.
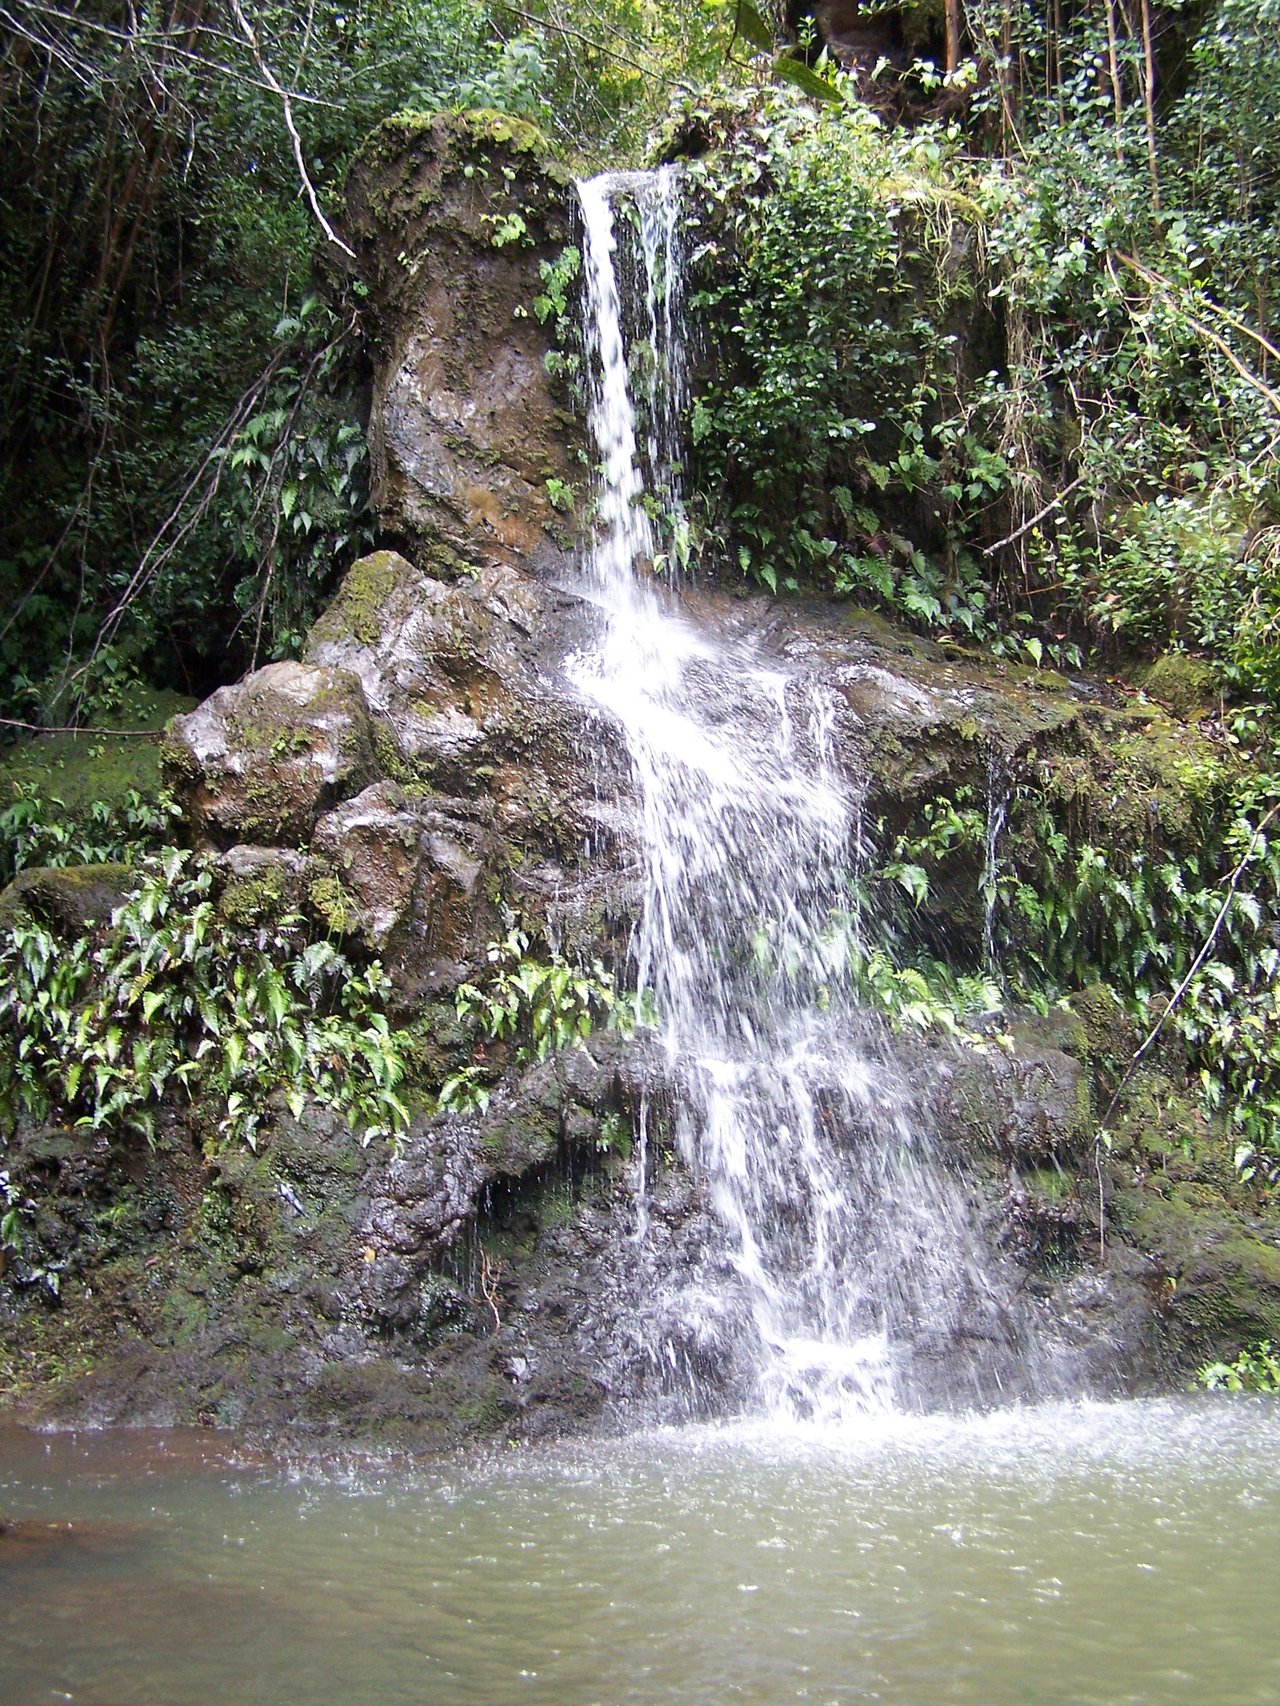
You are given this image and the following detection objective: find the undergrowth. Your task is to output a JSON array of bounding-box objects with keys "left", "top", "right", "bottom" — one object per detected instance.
[{"left": 0, "top": 851, "right": 414, "bottom": 1153}]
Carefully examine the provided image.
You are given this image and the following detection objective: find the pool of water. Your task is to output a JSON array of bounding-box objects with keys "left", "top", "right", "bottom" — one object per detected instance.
[{"left": 3, "top": 1398, "right": 1278, "bottom": 1706}]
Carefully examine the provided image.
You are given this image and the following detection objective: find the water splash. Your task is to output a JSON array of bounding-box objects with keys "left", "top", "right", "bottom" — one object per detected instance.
[{"left": 570, "top": 171, "right": 1056, "bottom": 1423}]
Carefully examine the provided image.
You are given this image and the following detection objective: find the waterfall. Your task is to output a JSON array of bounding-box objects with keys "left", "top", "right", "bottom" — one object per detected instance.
[
  {"left": 982, "top": 749, "right": 1012, "bottom": 974},
  {"left": 570, "top": 171, "right": 1060, "bottom": 1422}
]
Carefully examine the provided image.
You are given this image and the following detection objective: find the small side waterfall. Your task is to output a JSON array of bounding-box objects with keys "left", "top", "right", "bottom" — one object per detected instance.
[{"left": 570, "top": 171, "right": 1061, "bottom": 1422}]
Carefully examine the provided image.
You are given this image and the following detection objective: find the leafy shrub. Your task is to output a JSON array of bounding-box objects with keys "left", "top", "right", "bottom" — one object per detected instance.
[
  {"left": 0, "top": 785, "right": 181, "bottom": 888},
  {"left": 0, "top": 852, "right": 414, "bottom": 1151},
  {"left": 442, "top": 927, "right": 644, "bottom": 1112},
  {"left": 1197, "top": 1342, "right": 1280, "bottom": 1393}
]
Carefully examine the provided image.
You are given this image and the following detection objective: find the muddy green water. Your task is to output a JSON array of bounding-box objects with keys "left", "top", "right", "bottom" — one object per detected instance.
[{"left": 2, "top": 1399, "right": 1278, "bottom": 1706}]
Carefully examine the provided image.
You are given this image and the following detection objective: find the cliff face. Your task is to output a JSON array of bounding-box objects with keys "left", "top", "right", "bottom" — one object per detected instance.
[{"left": 3, "top": 114, "right": 1279, "bottom": 1444}]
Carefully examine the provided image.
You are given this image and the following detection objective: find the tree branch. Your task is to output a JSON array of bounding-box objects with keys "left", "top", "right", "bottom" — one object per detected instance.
[
  {"left": 1097, "top": 800, "right": 1280, "bottom": 1138},
  {"left": 983, "top": 474, "right": 1085, "bottom": 556},
  {"left": 226, "top": 0, "right": 354, "bottom": 258}
]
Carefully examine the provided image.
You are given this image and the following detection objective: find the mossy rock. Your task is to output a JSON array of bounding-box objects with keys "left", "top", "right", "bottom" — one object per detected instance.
[
  {"left": 306, "top": 870, "right": 358, "bottom": 937},
  {"left": 1112, "top": 1179, "right": 1280, "bottom": 1363},
  {"left": 1139, "top": 653, "right": 1217, "bottom": 720},
  {"left": 1066, "top": 983, "right": 1140, "bottom": 1066},
  {"left": 169, "top": 661, "right": 381, "bottom": 847},
  {"left": 216, "top": 849, "right": 304, "bottom": 928},
  {"left": 307, "top": 550, "right": 415, "bottom": 651},
  {"left": 0, "top": 862, "right": 133, "bottom": 934},
  {"left": 345, "top": 106, "right": 571, "bottom": 305}
]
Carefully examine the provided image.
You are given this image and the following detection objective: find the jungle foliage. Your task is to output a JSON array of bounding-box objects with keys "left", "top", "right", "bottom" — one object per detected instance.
[
  {"left": 0, "top": 852, "right": 415, "bottom": 1155},
  {"left": 681, "top": 5, "right": 1280, "bottom": 713}
]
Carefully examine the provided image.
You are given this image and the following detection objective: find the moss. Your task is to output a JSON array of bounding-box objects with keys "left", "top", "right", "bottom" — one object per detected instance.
[
  {"left": 455, "top": 1387, "right": 513, "bottom": 1435},
  {"left": 307, "top": 873, "right": 354, "bottom": 936},
  {"left": 309, "top": 549, "right": 408, "bottom": 650},
  {"left": 159, "top": 736, "right": 199, "bottom": 788},
  {"left": 370, "top": 107, "right": 554, "bottom": 168},
  {"left": 218, "top": 866, "right": 288, "bottom": 928},
  {"left": 371, "top": 719, "right": 415, "bottom": 785},
  {"left": 840, "top": 602, "right": 940, "bottom": 658},
  {"left": 1067, "top": 983, "right": 1136, "bottom": 1065},
  {"left": 0, "top": 721, "right": 187, "bottom": 842},
  {"left": 1025, "top": 1165, "right": 1074, "bottom": 1201},
  {"left": 0, "top": 862, "right": 133, "bottom": 933},
  {"left": 1140, "top": 653, "right": 1217, "bottom": 720},
  {"left": 1077, "top": 707, "right": 1232, "bottom": 845},
  {"left": 481, "top": 1105, "right": 559, "bottom": 1173},
  {"left": 233, "top": 774, "right": 297, "bottom": 844}
]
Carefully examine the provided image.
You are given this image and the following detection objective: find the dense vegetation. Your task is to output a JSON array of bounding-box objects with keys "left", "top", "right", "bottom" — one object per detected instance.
[
  {"left": 3, "top": 0, "right": 1280, "bottom": 1204},
  {"left": 7, "top": 0, "right": 1278, "bottom": 712},
  {"left": 0, "top": 0, "right": 730, "bottom": 720}
]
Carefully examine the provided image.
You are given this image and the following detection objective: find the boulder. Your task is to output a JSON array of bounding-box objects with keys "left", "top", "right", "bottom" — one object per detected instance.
[
  {"left": 168, "top": 661, "right": 379, "bottom": 847},
  {"left": 344, "top": 111, "right": 581, "bottom": 580},
  {"left": 0, "top": 863, "right": 133, "bottom": 934}
]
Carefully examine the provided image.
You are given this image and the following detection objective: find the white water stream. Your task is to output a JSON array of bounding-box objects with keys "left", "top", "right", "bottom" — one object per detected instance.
[{"left": 569, "top": 173, "right": 1062, "bottom": 1423}]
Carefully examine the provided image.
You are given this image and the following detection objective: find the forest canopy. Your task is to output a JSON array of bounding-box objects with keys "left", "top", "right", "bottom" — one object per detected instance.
[{"left": 1, "top": 0, "right": 1278, "bottom": 724}]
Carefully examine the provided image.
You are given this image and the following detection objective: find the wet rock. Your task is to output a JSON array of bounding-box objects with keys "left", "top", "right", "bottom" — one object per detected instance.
[
  {"left": 310, "top": 782, "right": 421, "bottom": 950},
  {"left": 937, "top": 1033, "right": 1093, "bottom": 1165},
  {"left": 169, "top": 661, "right": 379, "bottom": 847},
  {"left": 344, "top": 111, "right": 580, "bottom": 580},
  {"left": 303, "top": 549, "right": 587, "bottom": 786}
]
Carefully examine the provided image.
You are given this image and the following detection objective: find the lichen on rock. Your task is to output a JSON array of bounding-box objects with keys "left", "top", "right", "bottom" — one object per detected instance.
[{"left": 168, "top": 660, "right": 379, "bottom": 847}]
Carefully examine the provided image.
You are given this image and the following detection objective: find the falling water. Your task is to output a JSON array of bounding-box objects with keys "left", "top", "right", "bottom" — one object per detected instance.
[
  {"left": 982, "top": 749, "right": 1012, "bottom": 974},
  {"left": 570, "top": 172, "right": 1059, "bottom": 1422}
]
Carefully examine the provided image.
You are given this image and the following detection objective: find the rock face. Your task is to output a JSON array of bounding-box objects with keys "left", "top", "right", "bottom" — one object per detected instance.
[
  {"left": 163, "top": 547, "right": 634, "bottom": 999},
  {"left": 6, "top": 536, "right": 1257, "bottom": 1443},
  {"left": 170, "top": 661, "right": 381, "bottom": 847},
  {"left": 344, "top": 111, "right": 581, "bottom": 582}
]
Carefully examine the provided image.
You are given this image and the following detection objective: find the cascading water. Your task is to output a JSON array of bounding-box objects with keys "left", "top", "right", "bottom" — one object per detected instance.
[
  {"left": 570, "top": 171, "right": 1064, "bottom": 1422},
  {"left": 982, "top": 748, "right": 1013, "bottom": 974}
]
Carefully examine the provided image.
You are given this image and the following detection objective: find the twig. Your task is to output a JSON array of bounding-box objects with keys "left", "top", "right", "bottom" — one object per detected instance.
[
  {"left": 76, "top": 351, "right": 283, "bottom": 703},
  {"left": 0, "top": 719, "right": 161, "bottom": 738},
  {"left": 496, "top": 3, "right": 659, "bottom": 79},
  {"left": 478, "top": 1247, "right": 503, "bottom": 1333},
  {"left": 1116, "top": 254, "right": 1280, "bottom": 419},
  {"left": 227, "top": 0, "right": 354, "bottom": 258},
  {"left": 983, "top": 474, "right": 1086, "bottom": 556}
]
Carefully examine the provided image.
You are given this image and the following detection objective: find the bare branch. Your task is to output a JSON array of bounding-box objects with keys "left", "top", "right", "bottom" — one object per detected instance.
[
  {"left": 0, "top": 718, "right": 160, "bottom": 738},
  {"left": 1116, "top": 253, "right": 1280, "bottom": 419},
  {"left": 1097, "top": 800, "right": 1280, "bottom": 1139},
  {"left": 226, "top": 0, "right": 355, "bottom": 257},
  {"left": 983, "top": 474, "right": 1085, "bottom": 556}
]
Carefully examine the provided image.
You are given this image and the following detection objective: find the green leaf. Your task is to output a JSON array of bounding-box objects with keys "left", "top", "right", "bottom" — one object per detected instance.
[
  {"left": 732, "top": 0, "right": 775, "bottom": 53},
  {"left": 772, "top": 54, "right": 842, "bottom": 103}
]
